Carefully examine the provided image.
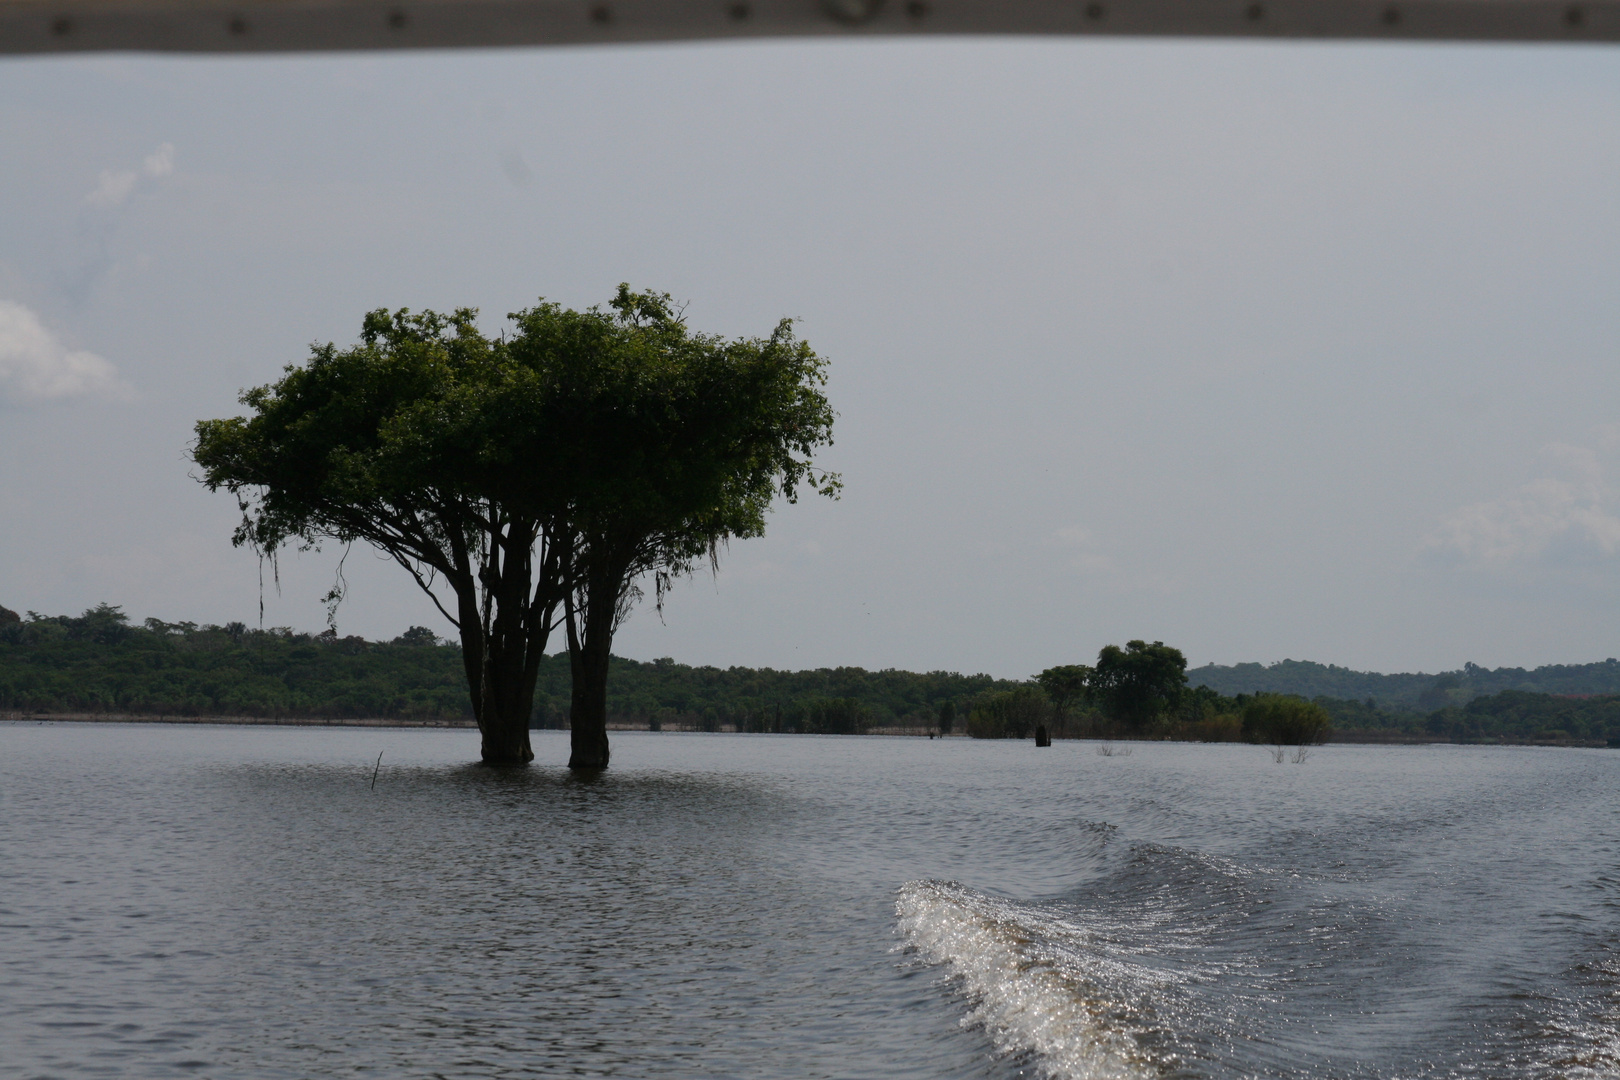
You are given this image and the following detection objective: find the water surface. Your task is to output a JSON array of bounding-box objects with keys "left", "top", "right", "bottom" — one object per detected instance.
[{"left": 2, "top": 724, "right": 1616, "bottom": 1079}]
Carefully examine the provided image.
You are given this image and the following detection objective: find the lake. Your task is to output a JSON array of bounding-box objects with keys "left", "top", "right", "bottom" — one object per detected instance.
[{"left": 2, "top": 723, "right": 1616, "bottom": 1079}]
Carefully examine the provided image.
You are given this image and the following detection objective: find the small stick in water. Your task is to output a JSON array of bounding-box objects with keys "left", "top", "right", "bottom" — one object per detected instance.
[{"left": 370, "top": 750, "right": 383, "bottom": 790}]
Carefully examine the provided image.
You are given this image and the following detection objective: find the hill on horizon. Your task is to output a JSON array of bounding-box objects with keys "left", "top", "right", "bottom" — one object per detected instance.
[{"left": 1188, "top": 657, "right": 1620, "bottom": 711}]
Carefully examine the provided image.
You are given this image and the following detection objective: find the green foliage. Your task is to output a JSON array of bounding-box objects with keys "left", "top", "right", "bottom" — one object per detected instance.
[
  {"left": 1421, "top": 689, "right": 1620, "bottom": 744},
  {"left": 0, "top": 608, "right": 471, "bottom": 719},
  {"left": 937, "top": 699, "right": 956, "bottom": 735},
  {"left": 190, "top": 302, "right": 575, "bottom": 759},
  {"left": 0, "top": 607, "right": 1014, "bottom": 729},
  {"left": 965, "top": 685, "right": 1048, "bottom": 739},
  {"left": 1165, "top": 684, "right": 1245, "bottom": 741},
  {"left": 1188, "top": 656, "right": 1620, "bottom": 710},
  {"left": 394, "top": 626, "right": 442, "bottom": 647},
  {"left": 1311, "top": 695, "right": 1414, "bottom": 736},
  {"left": 10, "top": 610, "right": 1617, "bottom": 745},
  {"left": 191, "top": 288, "right": 838, "bottom": 765},
  {"left": 533, "top": 287, "right": 839, "bottom": 766},
  {"left": 1089, "top": 640, "right": 1187, "bottom": 732},
  {"left": 522, "top": 286, "right": 841, "bottom": 558},
  {"left": 1241, "top": 694, "right": 1333, "bottom": 746},
  {"left": 798, "top": 697, "right": 871, "bottom": 735},
  {"left": 565, "top": 660, "right": 1005, "bottom": 732},
  {"left": 1036, "top": 664, "right": 1089, "bottom": 726},
  {"left": 194, "top": 306, "right": 509, "bottom": 561}
]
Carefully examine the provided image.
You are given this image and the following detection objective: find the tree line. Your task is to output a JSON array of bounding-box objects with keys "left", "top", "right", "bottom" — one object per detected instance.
[
  {"left": 1004, "top": 639, "right": 1334, "bottom": 748},
  {"left": 1010, "top": 640, "right": 1620, "bottom": 747},
  {"left": 0, "top": 603, "right": 1012, "bottom": 730},
  {"left": 8, "top": 608, "right": 1614, "bottom": 745},
  {"left": 1188, "top": 656, "right": 1620, "bottom": 711}
]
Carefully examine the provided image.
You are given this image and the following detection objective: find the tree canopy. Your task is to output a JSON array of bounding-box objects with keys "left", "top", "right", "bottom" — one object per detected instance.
[
  {"left": 192, "top": 286, "right": 836, "bottom": 767},
  {"left": 1036, "top": 664, "right": 1090, "bottom": 725},
  {"left": 1088, "top": 640, "right": 1188, "bottom": 731},
  {"left": 518, "top": 289, "right": 838, "bottom": 766},
  {"left": 1241, "top": 694, "right": 1333, "bottom": 748}
]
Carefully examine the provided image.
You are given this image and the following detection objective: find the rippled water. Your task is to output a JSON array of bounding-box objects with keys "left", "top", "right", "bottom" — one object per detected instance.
[{"left": 2, "top": 724, "right": 1616, "bottom": 1079}]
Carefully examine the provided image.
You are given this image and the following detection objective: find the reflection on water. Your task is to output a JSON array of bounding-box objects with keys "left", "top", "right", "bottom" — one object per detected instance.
[{"left": 2, "top": 725, "right": 1617, "bottom": 1079}]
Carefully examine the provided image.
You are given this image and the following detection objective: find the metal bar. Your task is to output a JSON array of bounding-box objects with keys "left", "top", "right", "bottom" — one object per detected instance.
[{"left": 2, "top": 0, "right": 1616, "bottom": 55}]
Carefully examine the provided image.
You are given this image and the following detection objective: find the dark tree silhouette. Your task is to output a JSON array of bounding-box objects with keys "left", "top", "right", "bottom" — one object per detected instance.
[{"left": 193, "top": 287, "right": 836, "bottom": 768}]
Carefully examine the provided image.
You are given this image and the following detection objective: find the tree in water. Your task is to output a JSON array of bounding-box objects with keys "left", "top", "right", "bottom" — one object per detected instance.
[
  {"left": 515, "top": 288, "right": 837, "bottom": 768},
  {"left": 1036, "top": 663, "right": 1091, "bottom": 737},
  {"left": 1241, "top": 694, "right": 1332, "bottom": 762},
  {"left": 192, "top": 286, "right": 837, "bottom": 768},
  {"left": 1088, "top": 640, "right": 1187, "bottom": 733}
]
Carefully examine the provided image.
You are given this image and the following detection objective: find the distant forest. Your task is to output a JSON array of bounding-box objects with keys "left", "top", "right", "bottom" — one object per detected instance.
[
  {"left": 4, "top": 604, "right": 1619, "bottom": 745},
  {"left": 0, "top": 604, "right": 1013, "bottom": 732},
  {"left": 1188, "top": 657, "right": 1620, "bottom": 710}
]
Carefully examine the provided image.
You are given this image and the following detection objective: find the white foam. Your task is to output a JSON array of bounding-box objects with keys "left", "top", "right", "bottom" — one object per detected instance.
[
  {"left": 1539, "top": 955, "right": 1620, "bottom": 1080},
  {"left": 895, "top": 880, "right": 1173, "bottom": 1080}
]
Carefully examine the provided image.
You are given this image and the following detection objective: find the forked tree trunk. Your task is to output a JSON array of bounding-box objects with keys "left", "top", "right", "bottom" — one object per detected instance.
[
  {"left": 448, "top": 527, "right": 564, "bottom": 767},
  {"left": 462, "top": 632, "right": 537, "bottom": 765},
  {"left": 456, "top": 587, "right": 547, "bottom": 766}
]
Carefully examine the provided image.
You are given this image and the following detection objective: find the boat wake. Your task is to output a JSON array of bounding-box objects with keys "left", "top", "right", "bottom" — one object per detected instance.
[
  {"left": 895, "top": 879, "right": 1193, "bottom": 1080},
  {"left": 897, "top": 866, "right": 1620, "bottom": 1080}
]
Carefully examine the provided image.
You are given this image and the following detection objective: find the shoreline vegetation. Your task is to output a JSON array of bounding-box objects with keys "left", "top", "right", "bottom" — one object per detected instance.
[
  {"left": 0, "top": 712, "right": 1604, "bottom": 748},
  {"left": 0, "top": 712, "right": 946, "bottom": 737},
  {"left": 5, "top": 604, "right": 1620, "bottom": 747}
]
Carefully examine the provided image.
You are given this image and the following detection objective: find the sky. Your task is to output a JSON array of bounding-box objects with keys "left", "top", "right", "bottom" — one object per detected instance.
[{"left": 2, "top": 36, "right": 1620, "bottom": 678}]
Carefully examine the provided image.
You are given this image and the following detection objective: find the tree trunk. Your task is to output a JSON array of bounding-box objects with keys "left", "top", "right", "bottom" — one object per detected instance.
[
  {"left": 567, "top": 631, "right": 612, "bottom": 769},
  {"left": 448, "top": 523, "right": 564, "bottom": 767},
  {"left": 458, "top": 596, "right": 542, "bottom": 766},
  {"left": 468, "top": 632, "right": 536, "bottom": 765},
  {"left": 565, "top": 563, "right": 619, "bottom": 770},
  {"left": 480, "top": 704, "right": 535, "bottom": 765}
]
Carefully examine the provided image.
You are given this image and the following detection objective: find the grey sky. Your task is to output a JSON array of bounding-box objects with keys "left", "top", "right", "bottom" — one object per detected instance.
[{"left": 2, "top": 38, "right": 1619, "bottom": 678}]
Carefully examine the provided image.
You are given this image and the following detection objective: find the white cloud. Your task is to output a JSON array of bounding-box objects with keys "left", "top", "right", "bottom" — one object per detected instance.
[
  {"left": 0, "top": 301, "right": 127, "bottom": 401},
  {"left": 143, "top": 143, "right": 174, "bottom": 177},
  {"left": 86, "top": 170, "right": 138, "bottom": 208},
  {"left": 1424, "top": 440, "right": 1620, "bottom": 567},
  {"left": 85, "top": 143, "right": 174, "bottom": 207}
]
